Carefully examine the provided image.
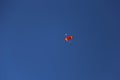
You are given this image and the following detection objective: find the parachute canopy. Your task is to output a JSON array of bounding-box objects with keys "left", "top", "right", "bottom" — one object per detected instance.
[{"left": 65, "top": 36, "right": 73, "bottom": 42}]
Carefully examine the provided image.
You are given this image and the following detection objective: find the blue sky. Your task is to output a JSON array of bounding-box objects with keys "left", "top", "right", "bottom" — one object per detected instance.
[{"left": 0, "top": 0, "right": 120, "bottom": 80}]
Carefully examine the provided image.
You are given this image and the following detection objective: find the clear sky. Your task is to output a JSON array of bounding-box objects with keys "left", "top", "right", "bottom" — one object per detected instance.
[{"left": 0, "top": 0, "right": 120, "bottom": 80}]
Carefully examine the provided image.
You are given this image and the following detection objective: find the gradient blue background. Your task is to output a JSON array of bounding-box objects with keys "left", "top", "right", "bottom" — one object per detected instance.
[{"left": 0, "top": 0, "right": 120, "bottom": 80}]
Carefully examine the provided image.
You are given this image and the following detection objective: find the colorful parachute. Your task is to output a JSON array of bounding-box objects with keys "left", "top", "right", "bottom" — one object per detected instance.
[{"left": 65, "top": 36, "right": 73, "bottom": 42}]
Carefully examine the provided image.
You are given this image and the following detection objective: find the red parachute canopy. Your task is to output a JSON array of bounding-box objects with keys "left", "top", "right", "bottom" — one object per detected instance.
[{"left": 65, "top": 36, "right": 73, "bottom": 42}]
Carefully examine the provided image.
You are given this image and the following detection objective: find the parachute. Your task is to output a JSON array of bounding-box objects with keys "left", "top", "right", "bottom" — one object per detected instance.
[
  {"left": 65, "top": 36, "right": 73, "bottom": 42},
  {"left": 64, "top": 33, "right": 73, "bottom": 45}
]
